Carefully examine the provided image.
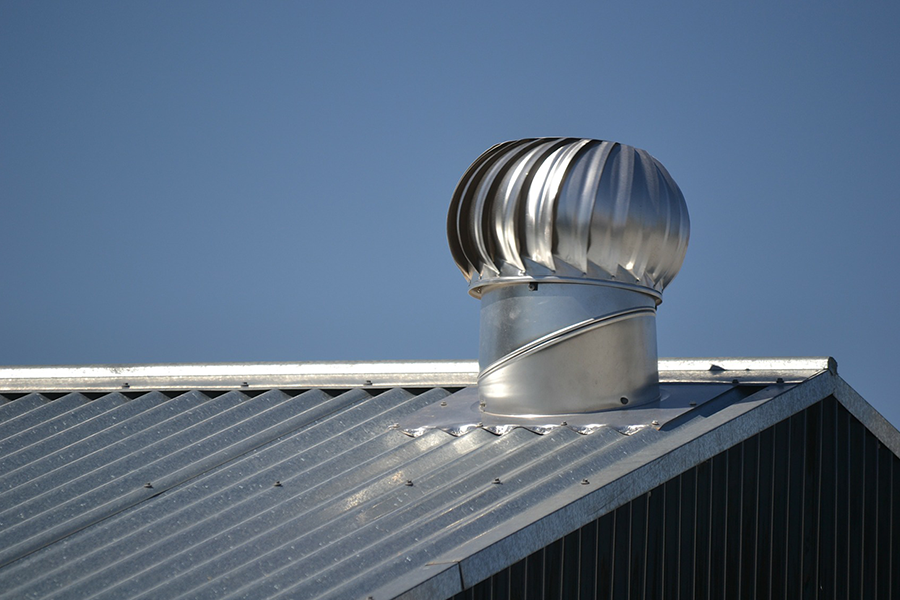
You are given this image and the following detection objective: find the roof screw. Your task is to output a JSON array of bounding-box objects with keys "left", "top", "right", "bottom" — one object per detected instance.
[
  {"left": 581, "top": 478, "right": 590, "bottom": 485},
  {"left": 732, "top": 379, "right": 739, "bottom": 385},
  {"left": 528, "top": 282, "right": 538, "bottom": 291},
  {"left": 144, "top": 482, "right": 153, "bottom": 489},
  {"left": 405, "top": 480, "right": 413, "bottom": 486},
  {"left": 390, "top": 423, "right": 399, "bottom": 429},
  {"left": 776, "top": 377, "right": 785, "bottom": 384},
  {"left": 689, "top": 401, "right": 697, "bottom": 406},
  {"left": 241, "top": 382, "right": 249, "bottom": 388},
  {"left": 364, "top": 380, "right": 373, "bottom": 386},
  {"left": 122, "top": 383, "right": 130, "bottom": 389},
  {"left": 651, "top": 420, "right": 660, "bottom": 426},
  {"left": 440, "top": 400, "right": 448, "bottom": 407},
  {"left": 274, "top": 481, "right": 283, "bottom": 487},
  {"left": 492, "top": 478, "right": 502, "bottom": 485},
  {"left": 620, "top": 397, "right": 629, "bottom": 405}
]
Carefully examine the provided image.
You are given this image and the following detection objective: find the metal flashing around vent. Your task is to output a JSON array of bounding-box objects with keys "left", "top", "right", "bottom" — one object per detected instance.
[{"left": 397, "top": 383, "right": 735, "bottom": 437}]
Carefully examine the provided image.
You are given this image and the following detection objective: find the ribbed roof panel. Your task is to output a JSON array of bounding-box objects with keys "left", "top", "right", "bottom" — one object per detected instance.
[{"left": 0, "top": 359, "right": 891, "bottom": 599}]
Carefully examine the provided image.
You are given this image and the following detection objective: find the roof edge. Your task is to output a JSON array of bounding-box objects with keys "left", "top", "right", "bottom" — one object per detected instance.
[
  {"left": 409, "top": 369, "right": 896, "bottom": 594},
  {"left": 0, "top": 357, "right": 835, "bottom": 392},
  {"left": 438, "top": 370, "right": 845, "bottom": 590}
]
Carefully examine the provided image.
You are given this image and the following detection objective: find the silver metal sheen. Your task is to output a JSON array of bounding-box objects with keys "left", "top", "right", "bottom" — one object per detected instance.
[
  {"left": 449, "top": 138, "right": 690, "bottom": 416},
  {"left": 448, "top": 138, "right": 689, "bottom": 297},
  {"left": 478, "top": 281, "right": 659, "bottom": 415}
]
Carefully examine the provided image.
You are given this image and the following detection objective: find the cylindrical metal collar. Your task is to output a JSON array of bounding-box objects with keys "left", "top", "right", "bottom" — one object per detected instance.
[{"left": 477, "top": 282, "right": 660, "bottom": 416}]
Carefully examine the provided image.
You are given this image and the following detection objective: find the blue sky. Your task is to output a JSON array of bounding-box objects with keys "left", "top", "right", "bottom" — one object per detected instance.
[{"left": 2, "top": 2, "right": 899, "bottom": 428}]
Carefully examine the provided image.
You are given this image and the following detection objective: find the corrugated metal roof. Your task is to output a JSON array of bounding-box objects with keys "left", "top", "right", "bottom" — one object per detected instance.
[{"left": 0, "top": 358, "right": 896, "bottom": 600}]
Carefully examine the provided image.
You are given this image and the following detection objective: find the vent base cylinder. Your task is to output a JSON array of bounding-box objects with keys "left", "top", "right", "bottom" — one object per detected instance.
[{"left": 477, "top": 281, "right": 660, "bottom": 416}]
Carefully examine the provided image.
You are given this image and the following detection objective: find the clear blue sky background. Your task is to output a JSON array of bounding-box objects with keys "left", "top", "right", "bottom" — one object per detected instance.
[{"left": 2, "top": 2, "right": 898, "bottom": 428}]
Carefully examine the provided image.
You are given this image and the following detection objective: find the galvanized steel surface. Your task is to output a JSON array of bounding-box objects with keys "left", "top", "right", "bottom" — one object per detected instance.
[
  {"left": 477, "top": 282, "right": 662, "bottom": 414},
  {"left": 447, "top": 138, "right": 690, "bottom": 298},
  {"left": 0, "top": 363, "right": 895, "bottom": 599},
  {"left": 448, "top": 138, "right": 689, "bottom": 416},
  {"left": 0, "top": 357, "right": 835, "bottom": 392},
  {"left": 0, "top": 360, "right": 480, "bottom": 392},
  {"left": 397, "top": 383, "right": 734, "bottom": 438},
  {"left": 451, "top": 396, "right": 900, "bottom": 600}
]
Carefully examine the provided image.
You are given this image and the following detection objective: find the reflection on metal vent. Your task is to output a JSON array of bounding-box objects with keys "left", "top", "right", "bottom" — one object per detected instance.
[{"left": 448, "top": 138, "right": 690, "bottom": 416}]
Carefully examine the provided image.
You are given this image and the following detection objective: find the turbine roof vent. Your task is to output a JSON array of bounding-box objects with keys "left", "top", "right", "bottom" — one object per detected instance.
[{"left": 448, "top": 138, "right": 690, "bottom": 299}]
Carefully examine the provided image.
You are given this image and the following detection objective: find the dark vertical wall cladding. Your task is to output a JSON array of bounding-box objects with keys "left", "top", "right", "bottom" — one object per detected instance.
[{"left": 450, "top": 396, "right": 899, "bottom": 600}]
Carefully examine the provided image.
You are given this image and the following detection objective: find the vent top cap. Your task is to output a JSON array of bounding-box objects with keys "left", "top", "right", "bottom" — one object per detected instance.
[{"left": 448, "top": 138, "right": 690, "bottom": 299}]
